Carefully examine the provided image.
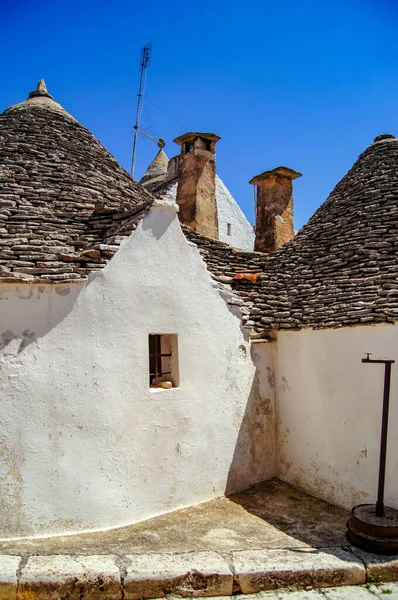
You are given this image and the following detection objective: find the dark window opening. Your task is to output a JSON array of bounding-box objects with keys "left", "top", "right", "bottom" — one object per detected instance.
[
  {"left": 204, "top": 139, "right": 212, "bottom": 151},
  {"left": 184, "top": 142, "right": 193, "bottom": 153},
  {"left": 149, "top": 334, "right": 179, "bottom": 389},
  {"left": 227, "top": 223, "right": 232, "bottom": 236}
]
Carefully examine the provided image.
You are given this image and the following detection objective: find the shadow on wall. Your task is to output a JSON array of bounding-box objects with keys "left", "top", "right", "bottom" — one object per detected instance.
[
  {"left": 225, "top": 343, "right": 277, "bottom": 496},
  {"left": 142, "top": 205, "right": 175, "bottom": 240},
  {"left": 0, "top": 283, "right": 84, "bottom": 353}
]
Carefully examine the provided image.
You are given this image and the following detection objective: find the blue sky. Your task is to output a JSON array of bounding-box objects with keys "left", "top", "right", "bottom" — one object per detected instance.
[{"left": 1, "top": 0, "right": 398, "bottom": 229}]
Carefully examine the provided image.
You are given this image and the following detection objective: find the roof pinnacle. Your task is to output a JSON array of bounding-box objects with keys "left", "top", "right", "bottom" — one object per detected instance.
[
  {"left": 28, "top": 79, "right": 54, "bottom": 100},
  {"left": 373, "top": 134, "right": 396, "bottom": 144}
]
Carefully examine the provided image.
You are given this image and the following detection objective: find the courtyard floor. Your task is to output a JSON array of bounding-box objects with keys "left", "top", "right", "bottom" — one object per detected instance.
[{"left": 1, "top": 479, "right": 397, "bottom": 599}]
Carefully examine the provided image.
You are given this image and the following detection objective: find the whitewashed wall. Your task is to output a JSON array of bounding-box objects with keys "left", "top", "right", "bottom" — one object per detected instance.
[
  {"left": 215, "top": 176, "right": 254, "bottom": 251},
  {"left": 274, "top": 326, "right": 398, "bottom": 511},
  {"left": 0, "top": 202, "right": 275, "bottom": 539},
  {"left": 0, "top": 283, "right": 83, "bottom": 348}
]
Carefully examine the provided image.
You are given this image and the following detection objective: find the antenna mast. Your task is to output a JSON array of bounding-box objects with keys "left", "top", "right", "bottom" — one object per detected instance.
[
  {"left": 131, "top": 45, "right": 151, "bottom": 179},
  {"left": 131, "top": 44, "right": 165, "bottom": 180}
]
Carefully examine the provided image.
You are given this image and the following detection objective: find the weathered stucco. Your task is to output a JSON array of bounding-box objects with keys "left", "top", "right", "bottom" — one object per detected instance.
[
  {"left": 175, "top": 136, "right": 219, "bottom": 238},
  {"left": 250, "top": 167, "right": 301, "bottom": 254},
  {"left": 254, "top": 173, "right": 294, "bottom": 253},
  {"left": 274, "top": 325, "right": 398, "bottom": 511},
  {"left": 0, "top": 202, "right": 275, "bottom": 539}
]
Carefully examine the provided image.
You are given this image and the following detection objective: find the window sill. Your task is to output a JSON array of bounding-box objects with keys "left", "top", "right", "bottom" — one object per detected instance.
[{"left": 149, "top": 386, "right": 180, "bottom": 393}]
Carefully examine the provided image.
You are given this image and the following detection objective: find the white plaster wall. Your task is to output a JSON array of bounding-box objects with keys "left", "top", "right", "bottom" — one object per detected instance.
[
  {"left": 0, "top": 284, "right": 83, "bottom": 350},
  {"left": 158, "top": 180, "right": 178, "bottom": 204},
  {"left": 215, "top": 176, "right": 254, "bottom": 251},
  {"left": 274, "top": 325, "right": 398, "bottom": 511},
  {"left": 0, "top": 203, "right": 275, "bottom": 539}
]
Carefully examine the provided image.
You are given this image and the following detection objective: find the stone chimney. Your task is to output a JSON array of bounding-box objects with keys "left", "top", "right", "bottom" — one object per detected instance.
[
  {"left": 173, "top": 132, "right": 221, "bottom": 238},
  {"left": 249, "top": 166, "right": 302, "bottom": 253}
]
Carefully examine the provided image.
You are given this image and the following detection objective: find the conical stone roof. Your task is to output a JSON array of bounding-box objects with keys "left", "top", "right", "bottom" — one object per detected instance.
[
  {"left": 181, "top": 134, "right": 398, "bottom": 332},
  {"left": 2, "top": 85, "right": 396, "bottom": 331},
  {"left": 248, "top": 133, "right": 398, "bottom": 329},
  {"left": 0, "top": 81, "right": 153, "bottom": 282},
  {"left": 140, "top": 149, "right": 169, "bottom": 185}
]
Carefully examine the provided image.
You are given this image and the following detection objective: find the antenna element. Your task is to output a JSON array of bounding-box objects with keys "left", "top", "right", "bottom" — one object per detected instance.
[{"left": 131, "top": 45, "right": 165, "bottom": 179}]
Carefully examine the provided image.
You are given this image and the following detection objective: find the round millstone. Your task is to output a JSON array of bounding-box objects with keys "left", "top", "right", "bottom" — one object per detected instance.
[
  {"left": 348, "top": 503, "right": 398, "bottom": 544},
  {"left": 352, "top": 504, "right": 398, "bottom": 528}
]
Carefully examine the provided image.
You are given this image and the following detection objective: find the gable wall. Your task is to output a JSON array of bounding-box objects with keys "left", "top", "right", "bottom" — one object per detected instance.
[
  {"left": 0, "top": 204, "right": 275, "bottom": 539},
  {"left": 274, "top": 325, "right": 398, "bottom": 511}
]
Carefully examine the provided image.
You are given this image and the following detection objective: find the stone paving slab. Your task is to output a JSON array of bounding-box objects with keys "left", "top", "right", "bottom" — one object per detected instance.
[
  {"left": 204, "top": 581, "right": 398, "bottom": 598},
  {"left": 349, "top": 546, "right": 398, "bottom": 582},
  {"left": 0, "top": 555, "right": 19, "bottom": 600},
  {"left": 124, "top": 551, "right": 233, "bottom": 599},
  {"left": 0, "top": 482, "right": 397, "bottom": 598},
  {"left": 0, "top": 550, "right": 397, "bottom": 598},
  {"left": 18, "top": 554, "right": 122, "bottom": 600},
  {"left": 230, "top": 547, "right": 366, "bottom": 594}
]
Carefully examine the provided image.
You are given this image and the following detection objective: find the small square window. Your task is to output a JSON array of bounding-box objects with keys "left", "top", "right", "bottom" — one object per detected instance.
[
  {"left": 149, "top": 334, "right": 179, "bottom": 389},
  {"left": 227, "top": 223, "right": 232, "bottom": 236}
]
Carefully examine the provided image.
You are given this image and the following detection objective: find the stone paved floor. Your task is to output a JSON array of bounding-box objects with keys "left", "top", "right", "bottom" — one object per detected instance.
[
  {"left": 205, "top": 583, "right": 398, "bottom": 599},
  {"left": 2, "top": 480, "right": 397, "bottom": 599},
  {"left": 1, "top": 479, "right": 350, "bottom": 555}
]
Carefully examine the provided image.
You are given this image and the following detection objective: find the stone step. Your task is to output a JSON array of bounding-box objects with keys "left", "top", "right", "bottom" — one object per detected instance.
[{"left": 0, "top": 547, "right": 368, "bottom": 599}]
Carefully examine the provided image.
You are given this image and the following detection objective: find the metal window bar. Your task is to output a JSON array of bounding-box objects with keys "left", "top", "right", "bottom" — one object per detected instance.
[{"left": 149, "top": 334, "right": 173, "bottom": 387}]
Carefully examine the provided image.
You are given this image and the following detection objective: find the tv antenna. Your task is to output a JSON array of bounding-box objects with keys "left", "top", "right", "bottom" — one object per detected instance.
[{"left": 131, "top": 44, "right": 165, "bottom": 179}]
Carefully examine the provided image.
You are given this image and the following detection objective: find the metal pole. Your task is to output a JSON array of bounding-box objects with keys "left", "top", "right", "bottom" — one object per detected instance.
[
  {"left": 131, "top": 60, "right": 146, "bottom": 179},
  {"left": 131, "top": 45, "right": 151, "bottom": 179},
  {"left": 362, "top": 355, "right": 395, "bottom": 518},
  {"left": 376, "top": 361, "right": 392, "bottom": 517}
]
